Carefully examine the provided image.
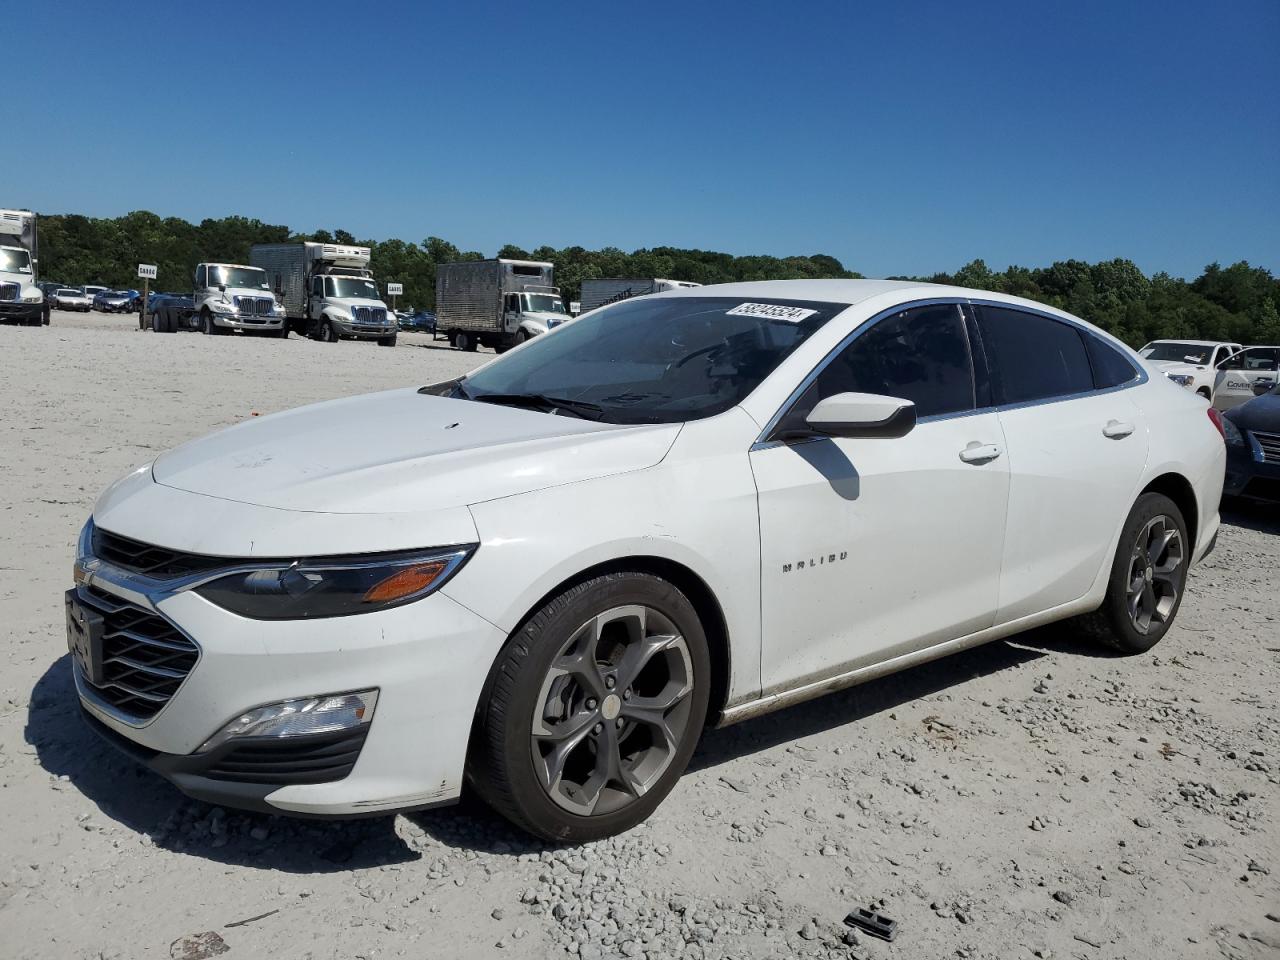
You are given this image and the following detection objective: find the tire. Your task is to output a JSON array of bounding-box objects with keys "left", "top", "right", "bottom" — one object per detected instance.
[
  {"left": 201, "top": 310, "right": 217, "bottom": 335},
  {"left": 451, "top": 330, "right": 476, "bottom": 352},
  {"left": 150, "top": 312, "right": 162, "bottom": 333},
  {"left": 1072, "top": 492, "right": 1189, "bottom": 654},
  {"left": 319, "top": 318, "right": 338, "bottom": 343},
  {"left": 1196, "top": 387, "right": 1211, "bottom": 400},
  {"left": 471, "top": 572, "right": 710, "bottom": 843}
]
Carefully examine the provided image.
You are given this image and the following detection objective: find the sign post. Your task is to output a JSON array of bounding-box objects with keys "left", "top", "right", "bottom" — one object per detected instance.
[
  {"left": 387, "top": 282, "right": 404, "bottom": 313},
  {"left": 137, "top": 263, "right": 158, "bottom": 331}
]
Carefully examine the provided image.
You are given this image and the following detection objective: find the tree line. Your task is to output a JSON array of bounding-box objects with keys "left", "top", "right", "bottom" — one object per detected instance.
[{"left": 35, "top": 210, "right": 1280, "bottom": 348}]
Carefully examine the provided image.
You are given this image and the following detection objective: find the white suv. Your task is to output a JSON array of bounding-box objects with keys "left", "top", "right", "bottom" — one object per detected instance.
[{"left": 1139, "top": 339, "right": 1242, "bottom": 400}]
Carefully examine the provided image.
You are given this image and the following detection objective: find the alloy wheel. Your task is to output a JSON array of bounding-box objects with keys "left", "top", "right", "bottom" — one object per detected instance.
[
  {"left": 1126, "top": 515, "right": 1184, "bottom": 634},
  {"left": 530, "top": 604, "right": 695, "bottom": 816}
]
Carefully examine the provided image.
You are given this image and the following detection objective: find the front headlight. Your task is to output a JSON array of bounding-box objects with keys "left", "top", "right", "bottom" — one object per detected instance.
[
  {"left": 21, "top": 288, "right": 42, "bottom": 303},
  {"left": 193, "top": 545, "right": 475, "bottom": 619},
  {"left": 1166, "top": 373, "right": 1194, "bottom": 387},
  {"left": 1221, "top": 416, "right": 1245, "bottom": 446}
]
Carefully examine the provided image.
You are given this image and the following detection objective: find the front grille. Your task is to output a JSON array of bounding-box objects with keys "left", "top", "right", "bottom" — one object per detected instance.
[
  {"left": 1252, "top": 431, "right": 1280, "bottom": 464},
  {"left": 234, "top": 296, "right": 275, "bottom": 315},
  {"left": 77, "top": 586, "right": 199, "bottom": 721},
  {"left": 0, "top": 282, "right": 18, "bottom": 301},
  {"left": 352, "top": 306, "right": 386, "bottom": 325},
  {"left": 93, "top": 526, "right": 228, "bottom": 578},
  {"left": 202, "top": 727, "right": 369, "bottom": 784}
]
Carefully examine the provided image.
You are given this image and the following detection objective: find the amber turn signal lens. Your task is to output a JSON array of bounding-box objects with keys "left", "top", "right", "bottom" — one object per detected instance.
[{"left": 362, "top": 562, "right": 448, "bottom": 604}]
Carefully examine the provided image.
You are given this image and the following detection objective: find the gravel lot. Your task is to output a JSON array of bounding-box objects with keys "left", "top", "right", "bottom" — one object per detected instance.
[{"left": 2, "top": 311, "right": 1278, "bottom": 960}]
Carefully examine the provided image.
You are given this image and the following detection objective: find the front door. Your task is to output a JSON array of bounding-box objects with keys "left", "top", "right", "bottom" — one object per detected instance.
[
  {"left": 1214, "top": 347, "right": 1280, "bottom": 411},
  {"left": 751, "top": 302, "right": 1010, "bottom": 696}
]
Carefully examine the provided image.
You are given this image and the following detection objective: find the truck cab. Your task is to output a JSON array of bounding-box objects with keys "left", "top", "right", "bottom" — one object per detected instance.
[
  {"left": 0, "top": 208, "right": 47, "bottom": 326},
  {"left": 193, "top": 263, "right": 288, "bottom": 336},
  {"left": 307, "top": 272, "right": 397, "bottom": 346},
  {"left": 504, "top": 289, "right": 571, "bottom": 337}
]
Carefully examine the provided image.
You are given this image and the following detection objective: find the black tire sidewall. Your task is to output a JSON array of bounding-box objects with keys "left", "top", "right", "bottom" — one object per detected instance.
[
  {"left": 1100, "top": 492, "right": 1189, "bottom": 653},
  {"left": 478, "top": 573, "right": 711, "bottom": 843}
]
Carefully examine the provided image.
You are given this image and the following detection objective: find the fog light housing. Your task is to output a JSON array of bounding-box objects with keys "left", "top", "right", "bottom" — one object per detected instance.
[{"left": 197, "top": 689, "right": 377, "bottom": 753}]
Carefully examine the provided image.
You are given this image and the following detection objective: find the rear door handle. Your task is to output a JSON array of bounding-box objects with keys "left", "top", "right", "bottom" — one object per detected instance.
[
  {"left": 1103, "top": 419, "right": 1135, "bottom": 439},
  {"left": 959, "top": 442, "right": 1003, "bottom": 464}
]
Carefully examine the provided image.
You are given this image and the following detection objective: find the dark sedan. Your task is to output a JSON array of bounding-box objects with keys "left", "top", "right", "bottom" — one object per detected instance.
[
  {"left": 1223, "top": 385, "right": 1280, "bottom": 503},
  {"left": 397, "top": 310, "right": 437, "bottom": 334}
]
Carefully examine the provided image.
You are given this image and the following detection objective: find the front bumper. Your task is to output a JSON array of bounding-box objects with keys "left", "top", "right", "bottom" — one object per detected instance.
[
  {"left": 1224, "top": 441, "right": 1280, "bottom": 502},
  {"left": 212, "top": 313, "right": 285, "bottom": 331},
  {"left": 333, "top": 318, "right": 397, "bottom": 339},
  {"left": 0, "top": 300, "right": 43, "bottom": 322},
  {"left": 73, "top": 556, "right": 506, "bottom": 817}
]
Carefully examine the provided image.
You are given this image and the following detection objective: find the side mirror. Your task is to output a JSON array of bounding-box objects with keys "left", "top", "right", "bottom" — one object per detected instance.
[
  {"left": 218, "top": 283, "right": 226, "bottom": 293},
  {"left": 803, "top": 392, "right": 916, "bottom": 439}
]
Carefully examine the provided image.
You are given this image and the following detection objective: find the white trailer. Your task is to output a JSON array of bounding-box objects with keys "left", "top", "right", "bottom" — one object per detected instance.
[
  {"left": 435, "top": 259, "right": 571, "bottom": 352},
  {"left": 579, "top": 278, "right": 701, "bottom": 314}
]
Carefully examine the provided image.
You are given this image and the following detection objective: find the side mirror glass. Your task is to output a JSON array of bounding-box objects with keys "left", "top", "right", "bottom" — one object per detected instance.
[{"left": 803, "top": 392, "right": 916, "bottom": 439}]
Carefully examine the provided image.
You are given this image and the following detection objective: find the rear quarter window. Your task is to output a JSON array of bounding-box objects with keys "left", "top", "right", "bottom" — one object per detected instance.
[{"left": 1084, "top": 335, "right": 1140, "bottom": 389}]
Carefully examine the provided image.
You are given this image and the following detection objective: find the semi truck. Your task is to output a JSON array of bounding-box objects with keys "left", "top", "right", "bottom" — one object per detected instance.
[
  {"left": 145, "top": 262, "right": 287, "bottom": 336},
  {"left": 578, "top": 277, "right": 701, "bottom": 314},
  {"left": 250, "top": 242, "right": 397, "bottom": 346},
  {"left": 0, "top": 209, "right": 49, "bottom": 326},
  {"left": 435, "top": 259, "right": 571, "bottom": 352}
]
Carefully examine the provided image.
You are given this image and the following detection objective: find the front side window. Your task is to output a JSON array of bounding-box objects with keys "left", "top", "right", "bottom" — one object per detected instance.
[
  {"left": 978, "top": 307, "right": 1094, "bottom": 404},
  {"left": 782, "top": 303, "right": 976, "bottom": 426},
  {"left": 1220, "top": 347, "right": 1279, "bottom": 371},
  {"left": 452, "top": 296, "right": 846, "bottom": 424}
]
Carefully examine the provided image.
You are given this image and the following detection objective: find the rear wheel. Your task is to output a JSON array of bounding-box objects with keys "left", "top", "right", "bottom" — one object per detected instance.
[
  {"left": 1073, "top": 492, "right": 1189, "bottom": 653},
  {"left": 452, "top": 330, "right": 476, "bottom": 352},
  {"left": 471, "top": 572, "right": 709, "bottom": 842}
]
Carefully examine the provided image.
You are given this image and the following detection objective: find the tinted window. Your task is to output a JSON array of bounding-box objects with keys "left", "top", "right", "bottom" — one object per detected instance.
[
  {"left": 979, "top": 307, "right": 1094, "bottom": 404},
  {"left": 787, "top": 303, "right": 975, "bottom": 422},
  {"left": 1084, "top": 335, "right": 1139, "bottom": 389}
]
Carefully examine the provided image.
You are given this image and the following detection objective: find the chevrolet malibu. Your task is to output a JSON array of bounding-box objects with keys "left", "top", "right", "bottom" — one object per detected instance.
[{"left": 68, "top": 280, "right": 1225, "bottom": 841}]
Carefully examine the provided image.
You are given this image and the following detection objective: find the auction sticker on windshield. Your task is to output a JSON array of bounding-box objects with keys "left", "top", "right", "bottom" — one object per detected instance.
[{"left": 725, "top": 303, "right": 818, "bottom": 323}]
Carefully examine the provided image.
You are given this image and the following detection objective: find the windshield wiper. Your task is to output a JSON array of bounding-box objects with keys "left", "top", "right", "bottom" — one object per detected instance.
[{"left": 469, "top": 392, "right": 606, "bottom": 421}]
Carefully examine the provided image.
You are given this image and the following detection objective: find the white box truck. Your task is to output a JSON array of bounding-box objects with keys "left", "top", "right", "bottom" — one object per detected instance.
[
  {"left": 0, "top": 208, "right": 48, "bottom": 326},
  {"left": 250, "top": 242, "right": 397, "bottom": 345},
  {"left": 435, "top": 259, "right": 571, "bottom": 352},
  {"left": 579, "top": 278, "right": 701, "bottom": 314}
]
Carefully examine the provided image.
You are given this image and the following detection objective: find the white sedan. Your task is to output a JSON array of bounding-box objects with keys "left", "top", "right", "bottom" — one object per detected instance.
[{"left": 68, "top": 280, "right": 1225, "bottom": 841}]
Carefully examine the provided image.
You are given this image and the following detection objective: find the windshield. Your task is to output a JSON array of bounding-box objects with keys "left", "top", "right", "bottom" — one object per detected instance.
[
  {"left": 329, "top": 277, "right": 380, "bottom": 299},
  {"left": 523, "top": 293, "right": 566, "bottom": 314},
  {"left": 56, "top": 289, "right": 80, "bottom": 296},
  {"left": 0, "top": 248, "right": 32, "bottom": 274},
  {"left": 451, "top": 296, "right": 845, "bottom": 424},
  {"left": 209, "top": 266, "right": 269, "bottom": 290},
  {"left": 1141, "top": 342, "right": 1213, "bottom": 364}
]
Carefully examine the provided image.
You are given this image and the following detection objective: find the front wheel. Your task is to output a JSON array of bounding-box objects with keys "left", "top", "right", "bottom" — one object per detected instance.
[
  {"left": 471, "top": 572, "right": 710, "bottom": 842},
  {"left": 200, "top": 310, "right": 216, "bottom": 335},
  {"left": 318, "top": 318, "right": 338, "bottom": 343},
  {"left": 1073, "top": 492, "right": 1189, "bottom": 653}
]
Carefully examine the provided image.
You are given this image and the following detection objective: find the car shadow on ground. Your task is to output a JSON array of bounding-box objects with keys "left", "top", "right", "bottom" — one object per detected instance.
[
  {"left": 26, "top": 625, "right": 1116, "bottom": 866},
  {"left": 1220, "top": 499, "right": 1280, "bottom": 536}
]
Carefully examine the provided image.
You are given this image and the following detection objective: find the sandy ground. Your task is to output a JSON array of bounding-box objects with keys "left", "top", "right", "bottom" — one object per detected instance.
[{"left": 1, "top": 311, "right": 1278, "bottom": 960}]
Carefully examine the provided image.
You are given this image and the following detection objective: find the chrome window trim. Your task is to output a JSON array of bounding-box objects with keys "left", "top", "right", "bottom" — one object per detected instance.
[{"left": 750, "top": 296, "right": 1147, "bottom": 450}]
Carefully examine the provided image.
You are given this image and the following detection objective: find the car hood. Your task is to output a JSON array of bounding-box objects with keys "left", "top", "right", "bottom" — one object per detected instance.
[
  {"left": 1225, "top": 390, "right": 1280, "bottom": 432},
  {"left": 1145, "top": 359, "right": 1207, "bottom": 374},
  {"left": 329, "top": 296, "right": 389, "bottom": 309},
  {"left": 151, "top": 387, "right": 681, "bottom": 514}
]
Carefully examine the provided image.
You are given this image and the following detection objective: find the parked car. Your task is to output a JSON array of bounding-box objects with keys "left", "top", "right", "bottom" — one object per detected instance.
[
  {"left": 81, "top": 284, "right": 108, "bottom": 300},
  {"left": 68, "top": 280, "right": 1224, "bottom": 841},
  {"left": 1222, "top": 383, "right": 1280, "bottom": 502},
  {"left": 93, "top": 289, "right": 135, "bottom": 313},
  {"left": 51, "top": 287, "right": 92, "bottom": 311},
  {"left": 397, "top": 310, "right": 437, "bottom": 334},
  {"left": 1212, "top": 345, "right": 1280, "bottom": 411},
  {"left": 1139, "top": 339, "right": 1242, "bottom": 400}
]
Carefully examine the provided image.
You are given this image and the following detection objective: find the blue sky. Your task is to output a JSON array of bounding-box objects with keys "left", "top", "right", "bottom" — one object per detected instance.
[{"left": 20, "top": 0, "right": 1279, "bottom": 278}]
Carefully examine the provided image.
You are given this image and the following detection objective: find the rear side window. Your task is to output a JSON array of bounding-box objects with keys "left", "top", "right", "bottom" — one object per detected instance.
[
  {"left": 978, "top": 307, "right": 1094, "bottom": 404},
  {"left": 1084, "top": 335, "right": 1140, "bottom": 389}
]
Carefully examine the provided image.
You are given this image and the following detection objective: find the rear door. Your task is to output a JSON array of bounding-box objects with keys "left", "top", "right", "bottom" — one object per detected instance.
[
  {"left": 1213, "top": 347, "right": 1280, "bottom": 411},
  {"left": 975, "top": 305, "right": 1150, "bottom": 623}
]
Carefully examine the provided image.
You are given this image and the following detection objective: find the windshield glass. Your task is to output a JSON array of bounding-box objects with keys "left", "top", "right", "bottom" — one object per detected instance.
[
  {"left": 56, "top": 289, "right": 80, "bottom": 296},
  {"left": 453, "top": 296, "right": 845, "bottom": 424},
  {"left": 1141, "top": 342, "right": 1213, "bottom": 364},
  {"left": 0, "top": 248, "right": 32, "bottom": 274},
  {"left": 523, "top": 293, "right": 566, "bottom": 314},
  {"left": 209, "top": 266, "right": 269, "bottom": 290},
  {"left": 330, "top": 277, "right": 380, "bottom": 299}
]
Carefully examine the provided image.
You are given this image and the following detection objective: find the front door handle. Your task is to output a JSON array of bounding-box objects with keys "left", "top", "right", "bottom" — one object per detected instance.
[
  {"left": 959, "top": 442, "right": 1003, "bottom": 464},
  {"left": 1103, "top": 419, "right": 1135, "bottom": 439}
]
